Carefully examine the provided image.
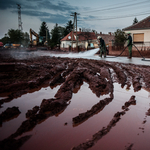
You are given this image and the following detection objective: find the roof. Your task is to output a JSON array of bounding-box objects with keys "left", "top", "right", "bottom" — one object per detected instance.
[
  {"left": 123, "top": 16, "right": 150, "bottom": 31},
  {"left": 61, "top": 31, "right": 97, "bottom": 41},
  {"left": 96, "top": 33, "right": 114, "bottom": 44}
]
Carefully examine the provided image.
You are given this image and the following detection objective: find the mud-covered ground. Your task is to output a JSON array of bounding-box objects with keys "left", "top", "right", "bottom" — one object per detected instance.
[{"left": 0, "top": 50, "right": 150, "bottom": 150}]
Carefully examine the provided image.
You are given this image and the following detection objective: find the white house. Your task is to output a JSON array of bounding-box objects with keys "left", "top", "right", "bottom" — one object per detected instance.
[
  {"left": 123, "top": 16, "right": 150, "bottom": 49},
  {"left": 60, "top": 29, "right": 98, "bottom": 52}
]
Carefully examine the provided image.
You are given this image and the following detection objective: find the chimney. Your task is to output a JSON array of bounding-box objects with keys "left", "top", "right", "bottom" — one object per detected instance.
[
  {"left": 109, "top": 32, "right": 111, "bottom": 35},
  {"left": 100, "top": 32, "right": 102, "bottom": 35},
  {"left": 79, "top": 28, "right": 81, "bottom": 32}
]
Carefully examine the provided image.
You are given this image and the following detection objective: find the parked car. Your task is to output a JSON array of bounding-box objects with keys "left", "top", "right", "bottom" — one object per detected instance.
[{"left": 4, "top": 43, "right": 14, "bottom": 49}]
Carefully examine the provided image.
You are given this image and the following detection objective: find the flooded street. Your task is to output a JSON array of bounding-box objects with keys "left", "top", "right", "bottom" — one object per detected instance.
[{"left": 0, "top": 49, "right": 150, "bottom": 150}]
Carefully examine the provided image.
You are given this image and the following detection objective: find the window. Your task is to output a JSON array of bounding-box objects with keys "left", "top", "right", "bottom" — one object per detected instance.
[{"left": 133, "top": 33, "right": 144, "bottom": 43}]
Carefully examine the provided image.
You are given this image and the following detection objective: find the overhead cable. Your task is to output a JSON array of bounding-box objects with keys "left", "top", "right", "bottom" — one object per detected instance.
[
  {"left": 80, "top": 0, "right": 150, "bottom": 14},
  {"left": 78, "top": 11, "right": 150, "bottom": 21}
]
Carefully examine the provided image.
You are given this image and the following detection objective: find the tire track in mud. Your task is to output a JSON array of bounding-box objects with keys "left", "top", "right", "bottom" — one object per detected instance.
[
  {"left": 0, "top": 56, "right": 150, "bottom": 149},
  {"left": 72, "top": 96, "right": 136, "bottom": 150}
]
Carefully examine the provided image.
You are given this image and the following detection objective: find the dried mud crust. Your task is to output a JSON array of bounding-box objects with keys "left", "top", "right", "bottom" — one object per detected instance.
[{"left": 0, "top": 56, "right": 150, "bottom": 150}]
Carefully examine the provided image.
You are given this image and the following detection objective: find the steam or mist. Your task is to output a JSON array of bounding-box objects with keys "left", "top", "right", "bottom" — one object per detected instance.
[
  {"left": 0, "top": 48, "right": 149, "bottom": 66},
  {"left": 0, "top": 48, "right": 99, "bottom": 60},
  {"left": 49, "top": 48, "right": 99, "bottom": 58}
]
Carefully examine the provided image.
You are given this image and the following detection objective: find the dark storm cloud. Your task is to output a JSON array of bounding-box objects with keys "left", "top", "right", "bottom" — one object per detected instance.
[
  {"left": 37, "top": 0, "right": 78, "bottom": 12},
  {"left": 0, "top": 0, "right": 78, "bottom": 13},
  {"left": 0, "top": 0, "right": 19, "bottom": 9},
  {"left": 14, "top": 10, "right": 51, "bottom": 17},
  {"left": 0, "top": 0, "right": 79, "bottom": 25},
  {"left": 40, "top": 13, "right": 69, "bottom": 24},
  {"left": 81, "top": 15, "right": 98, "bottom": 20}
]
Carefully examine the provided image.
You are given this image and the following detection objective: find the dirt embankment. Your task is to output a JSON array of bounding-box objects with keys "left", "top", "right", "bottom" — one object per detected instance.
[{"left": 0, "top": 54, "right": 150, "bottom": 150}]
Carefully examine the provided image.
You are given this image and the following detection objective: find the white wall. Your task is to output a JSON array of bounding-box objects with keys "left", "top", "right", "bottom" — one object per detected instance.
[
  {"left": 61, "top": 41, "right": 71, "bottom": 48},
  {"left": 125, "top": 29, "right": 150, "bottom": 42}
]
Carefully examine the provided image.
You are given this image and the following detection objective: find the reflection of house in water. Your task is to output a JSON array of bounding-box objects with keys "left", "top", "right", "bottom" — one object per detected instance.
[{"left": 60, "top": 28, "right": 98, "bottom": 52}]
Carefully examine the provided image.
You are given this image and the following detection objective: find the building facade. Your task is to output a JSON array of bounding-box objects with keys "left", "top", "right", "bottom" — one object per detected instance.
[
  {"left": 60, "top": 29, "right": 98, "bottom": 52},
  {"left": 123, "top": 16, "right": 150, "bottom": 50}
]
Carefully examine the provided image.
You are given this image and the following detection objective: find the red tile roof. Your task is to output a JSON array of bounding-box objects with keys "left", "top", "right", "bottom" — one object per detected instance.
[
  {"left": 61, "top": 31, "right": 97, "bottom": 41},
  {"left": 96, "top": 33, "right": 114, "bottom": 44},
  {"left": 123, "top": 16, "right": 150, "bottom": 31}
]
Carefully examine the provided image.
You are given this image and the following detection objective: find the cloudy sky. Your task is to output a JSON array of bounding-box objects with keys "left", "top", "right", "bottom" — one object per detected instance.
[{"left": 0, "top": 0, "right": 150, "bottom": 39}]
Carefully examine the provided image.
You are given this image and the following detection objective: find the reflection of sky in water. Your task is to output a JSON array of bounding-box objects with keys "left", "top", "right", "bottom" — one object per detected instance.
[
  {"left": 1, "top": 49, "right": 150, "bottom": 150},
  {"left": 0, "top": 81, "right": 150, "bottom": 150}
]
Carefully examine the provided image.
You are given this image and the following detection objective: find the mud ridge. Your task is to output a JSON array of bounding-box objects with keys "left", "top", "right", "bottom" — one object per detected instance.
[
  {"left": 72, "top": 96, "right": 136, "bottom": 150},
  {"left": 0, "top": 55, "right": 150, "bottom": 150}
]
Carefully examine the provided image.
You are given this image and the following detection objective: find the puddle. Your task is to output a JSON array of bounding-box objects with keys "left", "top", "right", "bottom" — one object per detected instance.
[{"left": 1, "top": 81, "right": 150, "bottom": 150}]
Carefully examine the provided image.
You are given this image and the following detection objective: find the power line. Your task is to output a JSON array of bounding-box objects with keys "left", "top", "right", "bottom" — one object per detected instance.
[
  {"left": 80, "top": 10, "right": 150, "bottom": 20},
  {"left": 79, "top": 0, "right": 133, "bottom": 13},
  {"left": 78, "top": 11, "right": 150, "bottom": 21},
  {"left": 80, "top": 0, "right": 150, "bottom": 14},
  {"left": 81, "top": 4, "right": 150, "bottom": 18}
]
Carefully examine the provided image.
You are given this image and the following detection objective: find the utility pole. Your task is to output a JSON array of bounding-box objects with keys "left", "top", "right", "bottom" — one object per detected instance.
[
  {"left": 17, "top": 4, "right": 23, "bottom": 31},
  {"left": 70, "top": 12, "right": 80, "bottom": 52}
]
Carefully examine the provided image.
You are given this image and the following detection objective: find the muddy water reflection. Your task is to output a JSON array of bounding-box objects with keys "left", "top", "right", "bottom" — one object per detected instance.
[
  {"left": 0, "top": 85, "right": 60, "bottom": 140},
  {"left": 1, "top": 82, "right": 150, "bottom": 150}
]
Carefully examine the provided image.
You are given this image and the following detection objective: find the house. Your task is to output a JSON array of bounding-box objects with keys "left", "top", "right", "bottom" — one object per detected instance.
[
  {"left": 96, "top": 32, "right": 115, "bottom": 47},
  {"left": 60, "top": 29, "right": 98, "bottom": 52},
  {"left": 123, "top": 16, "right": 150, "bottom": 49}
]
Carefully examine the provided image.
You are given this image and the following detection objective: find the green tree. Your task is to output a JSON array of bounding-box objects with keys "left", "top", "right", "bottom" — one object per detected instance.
[
  {"left": 133, "top": 17, "right": 138, "bottom": 25},
  {"left": 39, "top": 21, "right": 48, "bottom": 37},
  {"left": 50, "top": 23, "right": 65, "bottom": 48},
  {"left": 81, "top": 28, "right": 92, "bottom": 50},
  {"left": 58, "top": 26, "right": 65, "bottom": 40},
  {"left": 64, "top": 20, "right": 73, "bottom": 36},
  {"left": 0, "top": 34, "right": 10, "bottom": 45},
  {"left": 8, "top": 29, "right": 24, "bottom": 44},
  {"left": 114, "top": 29, "right": 127, "bottom": 49},
  {"left": 39, "top": 21, "right": 50, "bottom": 45},
  {"left": 0, "top": 30, "right": 29, "bottom": 47},
  {"left": 50, "top": 23, "right": 59, "bottom": 48}
]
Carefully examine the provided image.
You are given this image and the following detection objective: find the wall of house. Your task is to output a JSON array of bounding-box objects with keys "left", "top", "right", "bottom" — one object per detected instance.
[
  {"left": 125, "top": 29, "right": 150, "bottom": 43},
  {"left": 61, "top": 40, "right": 99, "bottom": 51},
  {"left": 60, "top": 41, "right": 71, "bottom": 48},
  {"left": 124, "top": 30, "right": 150, "bottom": 50}
]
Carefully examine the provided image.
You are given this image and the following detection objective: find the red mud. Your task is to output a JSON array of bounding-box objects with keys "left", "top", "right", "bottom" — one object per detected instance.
[{"left": 0, "top": 52, "right": 150, "bottom": 150}]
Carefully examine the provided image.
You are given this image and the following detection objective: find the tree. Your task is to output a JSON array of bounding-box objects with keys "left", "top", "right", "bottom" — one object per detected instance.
[
  {"left": 114, "top": 29, "right": 127, "bottom": 49},
  {"left": 50, "top": 23, "right": 66, "bottom": 48},
  {"left": 80, "top": 28, "right": 92, "bottom": 50},
  {"left": 64, "top": 20, "right": 73, "bottom": 36},
  {"left": 0, "top": 34, "right": 10, "bottom": 45},
  {"left": 133, "top": 17, "right": 138, "bottom": 25},
  {"left": 50, "top": 23, "right": 60, "bottom": 48},
  {"left": 39, "top": 21, "right": 50, "bottom": 45},
  {"left": 39, "top": 22, "right": 48, "bottom": 37},
  {"left": 58, "top": 26, "right": 65, "bottom": 40},
  {"left": 0, "top": 30, "right": 29, "bottom": 47},
  {"left": 92, "top": 29, "right": 97, "bottom": 34},
  {"left": 8, "top": 29, "right": 24, "bottom": 44}
]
